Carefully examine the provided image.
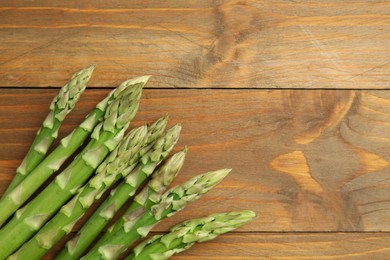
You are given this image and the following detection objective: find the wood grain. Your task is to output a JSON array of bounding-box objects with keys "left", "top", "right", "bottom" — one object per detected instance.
[
  {"left": 43, "top": 233, "right": 390, "bottom": 259},
  {"left": 0, "top": 0, "right": 389, "bottom": 88},
  {"left": 1, "top": 1, "right": 389, "bottom": 258},
  {"left": 169, "top": 233, "right": 390, "bottom": 259},
  {"left": 1, "top": 89, "right": 389, "bottom": 233}
]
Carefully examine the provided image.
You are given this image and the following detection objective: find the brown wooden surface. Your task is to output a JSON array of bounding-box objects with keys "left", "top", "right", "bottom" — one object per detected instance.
[
  {"left": 0, "top": 0, "right": 389, "bottom": 88},
  {"left": 169, "top": 233, "right": 390, "bottom": 259},
  {"left": 1, "top": 0, "right": 390, "bottom": 259},
  {"left": 43, "top": 233, "right": 390, "bottom": 259},
  {"left": 1, "top": 89, "right": 390, "bottom": 258}
]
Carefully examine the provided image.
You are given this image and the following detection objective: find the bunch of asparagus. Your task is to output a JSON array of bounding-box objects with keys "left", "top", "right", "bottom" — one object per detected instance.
[{"left": 0, "top": 67, "right": 255, "bottom": 259}]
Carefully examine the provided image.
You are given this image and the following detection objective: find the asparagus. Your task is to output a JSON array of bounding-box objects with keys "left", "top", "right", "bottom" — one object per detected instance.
[
  {"left": 127, "top": 210, "right": 256, "bottom": 260},
  {"left": 13, "top": 116, "right": 169, "bottom": 259},
  {"left": 9, "top": 125, "right": 149, "bottom": 260},
  {"left": 4, "top": 66, "right": 94, "bottom": 196},
  {"left": 57, "top": 123, "right": 181, "bottom": 260},
  {"left": 82, "top": 169, "right": 231, "bottom": 260},
  {"left": 0, "top": 75, "right": 150, "bottom": 226},
  {"left": 0, "top": 79, "right": 144, "bottom": 259}
]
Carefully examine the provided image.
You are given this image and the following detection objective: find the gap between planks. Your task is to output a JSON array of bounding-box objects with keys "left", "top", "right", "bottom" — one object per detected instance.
[{"left": 0, "top": 86, "right": 389, "bottom": 91}]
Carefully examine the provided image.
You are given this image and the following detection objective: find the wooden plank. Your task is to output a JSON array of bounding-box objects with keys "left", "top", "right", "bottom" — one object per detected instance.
[
  {"left": 44, "top": 232, "right": 390, "bottom": 259},
  {"left": 168, "top": 233, "right": 390, "bottom": 259},
  {"left": 0, "top": 0, "right": 389, "bottom": 88},
  {"left": 1, "top": 89, "right": 389, "bottom": 232}
]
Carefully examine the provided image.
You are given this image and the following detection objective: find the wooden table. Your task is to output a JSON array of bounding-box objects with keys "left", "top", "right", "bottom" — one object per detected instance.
[{"left": 1, "top": 1, "right": 389, "bottom": 259}]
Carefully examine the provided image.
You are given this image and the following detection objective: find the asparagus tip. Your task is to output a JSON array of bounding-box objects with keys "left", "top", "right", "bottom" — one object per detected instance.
[
  {"left": 211, "top": 168, "right": 231, "bottom": 182},
  {"left": 113, "top": 75, "right": 150, "bottom": 99},
  {"left": 171, "top": 148, "right": 187, "bottom": 167},
  {"left": 86, "top": 64, "right": 95, "bottom": 71},
  {"left": 150, "top": 115, "right": 169, "bottom": 131},
  {"left": 146, "top": 116, "right": 170, "bottom": 143},
  {"left": 163, "top": 125, "right": 182, "bottom": 147},
  {"left": 170, "top": 124, "right": 182, "bottom": 133},
  {"left": 128, "top": 125, "right": 148, "bottom": 143},
  {"left": 126, "top": 75, "right": 151, "bottom": 86},
  {"left": 131, "top": 210, "right": 256, "bottom": 258},
  {"left": 77, "top": 65, "right": 95, "bottom": 81}
]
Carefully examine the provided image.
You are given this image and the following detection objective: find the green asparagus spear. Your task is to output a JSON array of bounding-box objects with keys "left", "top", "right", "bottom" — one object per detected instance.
[
  {"left": 131, "top": 146, "right": 188, "bottom": 214},
  {"left": 14, "top": 115, "right": 169, "bottom": 259},
  {"left": 57, "top": 123, "right": 181, "bottom": 260},
  {"left": 4, "top": 66, "right": 94, "bottom": 196},
  {"left": 0, "top": 79, "right": 144, "bottom": 259},
  {"left": 9, "top": 125, "right": 149, "bottom": 260},
  {"left": 0, "top": 75, "right": 150, "bottom": 226},
  {"left": 127, "top": 210, "right": 256, "bottom": 260},
  {"left": 82, "top": 169, "right": 231, "bottom": 260}
]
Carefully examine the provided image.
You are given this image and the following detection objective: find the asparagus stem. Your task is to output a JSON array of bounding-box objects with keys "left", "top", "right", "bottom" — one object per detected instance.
[
  {"left": 0, "top": 78, "right": 145, "bottom": 259},
  {"left": 4, "top": 66, "right": 94, "bottom": 196},
  {"left": 127, "top": 210, "right": 256, "bottom": 260},
  {"left": 82, "top": 169, "right": 231, "bottom": 260},
  {"left": 57, "top": 123, "right": 181, "bottom": 260},
  {"left": 9, "top": 125, "right": 149, "bottom": 260},
  {"left": 14, "top": 116, "right": 169, "bottom": 259},
  {"left": 0, "top": 76, "right": 150, "bottom": 226}
]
